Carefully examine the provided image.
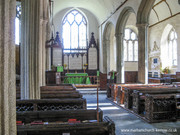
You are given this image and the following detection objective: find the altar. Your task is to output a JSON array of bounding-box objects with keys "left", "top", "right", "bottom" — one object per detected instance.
[{"left": 64, "top": 73, "right": 91, "bottom": 84}]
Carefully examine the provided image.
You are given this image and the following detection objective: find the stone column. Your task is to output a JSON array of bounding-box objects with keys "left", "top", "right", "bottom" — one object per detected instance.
[
  {"left": 137, "top": 23, "right": 148, "bottom": 84},
  {"left": 46, "top": 22, "right": 51, "bottom": 70},
  {"left": 42, "top": 20, "right": 48, "bottom": 85},
  {"left": 38, "top": 19, "right": 43, "bottom": 87},
  {"left": 0, "top": 0, "right": 16, "bottom": 134},
  {"left": 116, "top": 33, "right": 125, "bottom": 83},
  {"left": 106, "top": 40, "right": 110, "bottom": 73},
  {"left": 102, "top": 39, "right": 108, "bottom": 73},
  {"left": 21, "top": 0, "right": 43, "bottom": 99}
]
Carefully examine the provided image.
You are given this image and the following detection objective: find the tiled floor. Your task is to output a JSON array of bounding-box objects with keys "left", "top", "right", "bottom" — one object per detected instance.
[{"left": 78, "top": 89, "right": 180, "bottom": 135}]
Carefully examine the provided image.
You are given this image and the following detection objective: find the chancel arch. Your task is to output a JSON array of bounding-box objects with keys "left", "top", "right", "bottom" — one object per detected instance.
[{"left": 50, "top": 7, "right": 99, "bottom": 73}]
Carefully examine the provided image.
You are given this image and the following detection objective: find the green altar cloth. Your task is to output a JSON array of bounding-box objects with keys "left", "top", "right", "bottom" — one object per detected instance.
[{"left": 64, "top": 73, "right": 91, "bottom": 84}]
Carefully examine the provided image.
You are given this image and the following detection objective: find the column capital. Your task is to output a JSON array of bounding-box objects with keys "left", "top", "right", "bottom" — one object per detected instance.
[
  {"left": 136, "top": 23, "right": 149, "bottom": 28},
  {"left": 40, "top": 19, "right": 48, "bottom": 26}
]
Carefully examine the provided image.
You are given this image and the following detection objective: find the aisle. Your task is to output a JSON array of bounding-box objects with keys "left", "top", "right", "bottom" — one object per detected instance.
[{"left": 80, "top": 91, "right": 180, "bottom": 135}]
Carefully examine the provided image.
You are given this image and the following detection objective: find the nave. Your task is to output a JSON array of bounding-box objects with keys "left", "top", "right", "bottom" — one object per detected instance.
[
  {"left": 1, "top": 0, "right": 180, "bottom": 134},
  {"left": 78, "top": 88, "right": 180, "bottom": 135}
]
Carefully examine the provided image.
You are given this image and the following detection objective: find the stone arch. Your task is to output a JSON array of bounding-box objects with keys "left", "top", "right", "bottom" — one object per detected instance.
[
  {"left": 102, "top": 22, "right": 115, "bottom": 73},
  {"left": 115, "top": 6, "right": 135, "bottom": 83},
  {"left": 137, "top": 0, "right": 155, "bottom": 24},
  {"left": 58, "top": 8, "right": 90, "bottom": 42},
  {"left": 116, "top": 7, "right": 135, "bottom": 34},
  {"left": 136, "top": 0, "right": 155, "bottom": 84}
]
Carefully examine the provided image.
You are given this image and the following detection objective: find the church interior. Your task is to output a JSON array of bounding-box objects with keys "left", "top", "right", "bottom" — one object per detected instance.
[{"left": 1, "top": 0, "right": 180, "bottom": 134}]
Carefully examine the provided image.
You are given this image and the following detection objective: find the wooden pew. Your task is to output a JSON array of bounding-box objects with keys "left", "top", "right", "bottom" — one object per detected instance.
[
  {"left": 40, "top": 85, "right": 82, "bottom": 99},
  {"left": 145, "top": 94, "right": 177, "bottom": 122},
  {"left": 17, "top": 109, "right": 115, "bottom": 135},
  {"left": 131, "top": 88, "right": 180, "bottom": 114},
  {"left": 16, "top": 99, "right": 87, "bottom": 112},
  {"left": 123, "top": 85, "right": 173, "bottom": 109},
  {"left": 41, "top": 91, "right": 82, "bottom": 99},
  {"left": 41, "top": 85, "right": 76, "bottom": 91},
  {"left": 107, "top": 83, "right": 163, "bottom": 106},
  {"left": 122, "top": 86, "right": 180, "bottom": 122},
  {"left": 175, "top": 94, "right": 180, "bottom": 119},
  {"left": 17, "top": 84, "right": 77, "bottom": 99}
]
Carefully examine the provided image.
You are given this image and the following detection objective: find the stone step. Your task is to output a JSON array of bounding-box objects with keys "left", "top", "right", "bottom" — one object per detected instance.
[{"left": 77, "top": 88, "right": 106, "bottom": 94}]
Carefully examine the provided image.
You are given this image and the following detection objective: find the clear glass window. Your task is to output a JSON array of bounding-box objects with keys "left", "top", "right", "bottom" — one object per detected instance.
[
  {"left": 62, "top": 10, "right": 87, "bottom": 53},
  {"left": 123, "top": 29, "right": 138, "bottom": 61},
  {"left": 168, "top": 29, "right": 177, "bottom": 66},
  {"left": 15, "top": 4, "right": 21, "bottom": 45}
]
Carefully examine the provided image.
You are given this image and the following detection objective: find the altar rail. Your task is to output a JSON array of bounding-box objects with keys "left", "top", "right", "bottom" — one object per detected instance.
[{"left": 61, "top": 75, "right": 98, "bottom": 84}]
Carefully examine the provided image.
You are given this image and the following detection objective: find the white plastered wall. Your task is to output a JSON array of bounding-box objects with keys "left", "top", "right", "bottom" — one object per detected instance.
[
  {"left": 98, "top": 0, "right": 141, "bottom": 73},
  {"left": 124, "top": 13, "right": 138, "bottom": 71},
  {"left": 52, "top": 7, "right": 99, "bottom": 68},
  {"left": 149, "top": 14, "right": 180, "bottom": 74},
  {"left": 53, "top": 7, "right": 99, "bottom": 42}
]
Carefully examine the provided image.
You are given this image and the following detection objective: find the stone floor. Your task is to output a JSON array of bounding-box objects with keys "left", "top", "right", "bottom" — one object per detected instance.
[{"left": 77, "top": 88, "right": 180, "bottom": 135}]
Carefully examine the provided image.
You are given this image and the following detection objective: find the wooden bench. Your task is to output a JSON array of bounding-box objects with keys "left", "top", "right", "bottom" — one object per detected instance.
[
  {"left": 123, "top": 85, "right": 173, "bottom": 109},
  {"left": 17, "top": 84, "right": 77, "bottom": 99},
  {"left": 16, "top": 99, "right": 87, "bottom": 112},
  {"left": 107, "top": 84, "right": 162, "bottom": 106},
  {"left": 40, "top": 85, "right": 82, "bottom": 99},
  {"left": 148, "top": 77, "right": 165, "bottom": 83},
  {"left": 41, "top": 85, "right": 76, "bottom": 91},
  {"left": 132, "top": 88, "right": 180, "bottom": 114},
  {"left": 175, "top": 94, "right": 180, "bottom": 119},
  {"left": 122, "top": 86, "right": 180, "bottom": 122},
  {"left": 17, "top": 109, "right": 115, "bottom": 135},
  {"left": 145, "top": 94, "right": 177, "bottom": 122},
  {"left": 41, "top": 91, "right": 82, "bottom": 99}
]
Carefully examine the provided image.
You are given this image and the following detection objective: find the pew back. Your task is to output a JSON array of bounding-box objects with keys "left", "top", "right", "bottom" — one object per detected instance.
[
  {"left": 17, "top": 110, "right": 115, "bottom": 135},
  {"left": 16, "top": 99, "right": 87, "bottom": 112}
]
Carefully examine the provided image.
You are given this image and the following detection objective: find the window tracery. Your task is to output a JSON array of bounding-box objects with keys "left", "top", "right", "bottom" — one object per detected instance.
[
  {"left": 62, "top": 10, "right": 87, "bottom": 53},
  {"left": 123, "top": 28, "right": 138, "bottom": 61}
]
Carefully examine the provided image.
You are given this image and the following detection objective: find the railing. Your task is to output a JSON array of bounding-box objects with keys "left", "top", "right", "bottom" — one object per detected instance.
[{"left": 59, "top": 76, "right": 98, "bottom": 84}]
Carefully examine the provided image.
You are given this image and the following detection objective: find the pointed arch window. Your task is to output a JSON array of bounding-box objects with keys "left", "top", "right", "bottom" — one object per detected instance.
[
  {"left": 62, "top": 10, "right": 87, "bottom": 53},
  {"left": 168, "top": 28, "right": 177, "bottom": 66},
  {"left": 123, "top": 28, "right": 138, "bottom": 61}
]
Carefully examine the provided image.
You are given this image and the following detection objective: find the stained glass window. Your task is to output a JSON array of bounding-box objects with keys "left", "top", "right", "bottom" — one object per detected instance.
[
  {"left": 168, "top": 29, "right": 177, "bottom": 66},
  {"left": 62, "top": 10, "right": 87, "bottom": 53},
  {"left": 123, "top": 28, "right": 138, "bottom": 61}
]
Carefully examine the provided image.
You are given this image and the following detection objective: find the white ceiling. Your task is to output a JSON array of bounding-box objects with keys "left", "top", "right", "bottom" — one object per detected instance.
[
  {"left": 53, "top": 0, "right": 180, "bottom": 26},
  {"left": 53, "top": 0, "right": 126, "bottom": 24},
  {"left": 149, "top": 0, "right": 180, "bottom": 26}
]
